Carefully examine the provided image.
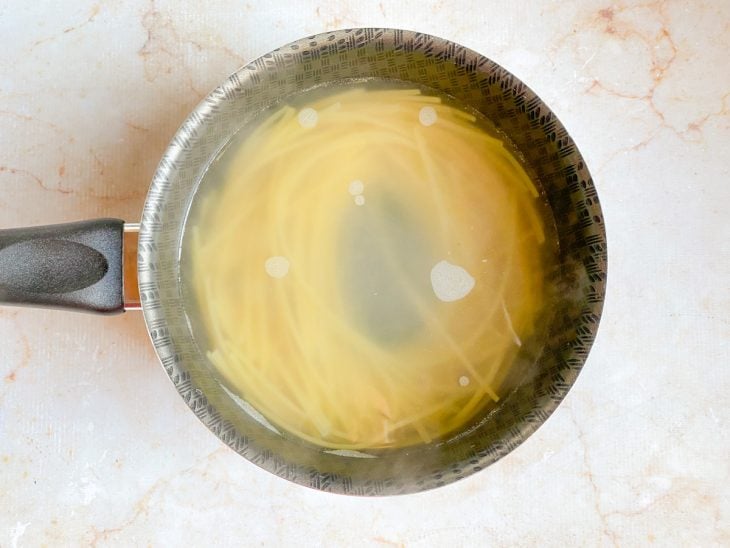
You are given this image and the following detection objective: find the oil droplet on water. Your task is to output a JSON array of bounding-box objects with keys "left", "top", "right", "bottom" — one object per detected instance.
[
  {"left": 298, "top": 108, "right": 318, "bottom": 129},
  {"left": 349, "top": 179, "right": 365, "bottom": 205},
  {"left": 265, "top": 256, "right": 290, "bottom": 279},
  {"left": 419, "top": 106, "right": 438, "bottom": 126},
  {"left": 348, "top": 180, "right": 364, "bottom": 196},
  {"left": 430, "top": 260, "right": 475, "bottom": 302}
]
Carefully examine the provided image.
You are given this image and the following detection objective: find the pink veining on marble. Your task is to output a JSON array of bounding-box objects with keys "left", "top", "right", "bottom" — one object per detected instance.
[{"left": 0, "top": 1, "right": 728, "bottom": 546}]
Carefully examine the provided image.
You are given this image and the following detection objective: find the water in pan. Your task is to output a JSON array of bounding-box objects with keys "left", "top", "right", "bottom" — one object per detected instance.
[{"left": 180, "top": 79, "right": 559, "bottom": 450}]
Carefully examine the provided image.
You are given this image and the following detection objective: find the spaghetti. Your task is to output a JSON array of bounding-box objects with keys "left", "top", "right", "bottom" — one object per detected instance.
[{"left": 188, "top": 86, "right": 548, "bottom": 449}]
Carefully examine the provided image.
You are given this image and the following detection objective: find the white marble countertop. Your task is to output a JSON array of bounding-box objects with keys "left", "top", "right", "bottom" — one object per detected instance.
[{"left": 1, "top": 1, "right": 728, "bottom": 546}]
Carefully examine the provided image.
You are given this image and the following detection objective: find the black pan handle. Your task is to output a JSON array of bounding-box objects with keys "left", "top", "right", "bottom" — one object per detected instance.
[{"left": 0, "top": 219, "right": 125, "bottom": 314}]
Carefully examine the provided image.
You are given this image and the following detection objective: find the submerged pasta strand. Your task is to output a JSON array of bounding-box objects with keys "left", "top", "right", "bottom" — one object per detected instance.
[{"left": 189, "top": 86, "right": 548, "bottom": 449}]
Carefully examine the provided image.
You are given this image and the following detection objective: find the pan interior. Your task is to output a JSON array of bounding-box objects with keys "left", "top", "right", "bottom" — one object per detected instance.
[{"left": 138, "top": 28, "right": 607, "bottom": 495}]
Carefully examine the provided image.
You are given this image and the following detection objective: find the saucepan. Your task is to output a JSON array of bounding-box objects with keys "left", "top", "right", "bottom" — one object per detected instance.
[{"left": 0, "top": 29, "right": 606, "bottom": 495}]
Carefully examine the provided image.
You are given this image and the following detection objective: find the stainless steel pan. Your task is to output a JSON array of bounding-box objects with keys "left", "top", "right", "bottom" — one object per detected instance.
[{"left": 0, "top": 29, "right": 607, "bottom": 495}]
